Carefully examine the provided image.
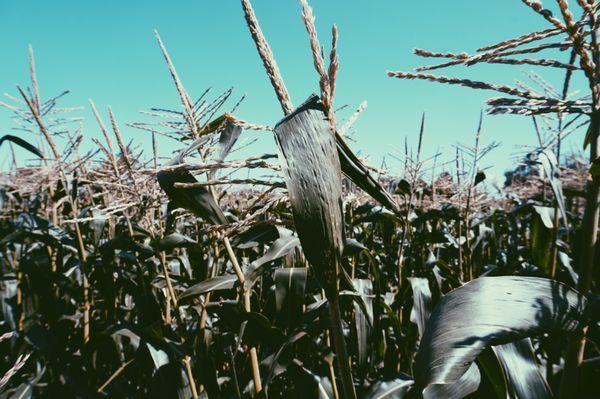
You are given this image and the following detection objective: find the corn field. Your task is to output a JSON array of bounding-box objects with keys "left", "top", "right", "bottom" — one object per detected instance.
[{"left": 1, "top": 1, "right": 599, "bottom": 398}]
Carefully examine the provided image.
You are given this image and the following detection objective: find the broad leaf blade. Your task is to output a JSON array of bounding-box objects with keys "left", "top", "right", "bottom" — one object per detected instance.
[
  {"left": 274, "top": 267, "right": 308, "bottom": 328},
  {"left": 178, "top": 275, "right": 238, "bottom": 301},
  {"left": 244, "top": 235, "right": 301, "bottom": 290},
  {"left": 414, "top": 276, "right": 586, "bottom": 397},
  {"left": 408, "top": 277, "right": 433, "bottom": 339},
  {"left": 335, "top": 132, "right": 400, "bottom": 214},
  {"left": 214, "top": 120, "right": 242, "bottom": 164},
  {"left": 536, "top": 150, "right": 567, "bottom": 225},
  {"left": 208, "top": 120, "right": 242, "bottom": 180},
  {"left": 493, "top": 338, "right": 552, "bottom": 399},
  {"left": 273, "top": 94, "right": 344, "bottom": 294},
  {"left": 156, "top": 233, "right": 197, "bottom": 251},
  {"left": 157, "top": 168, "right": 227, "bottom": 226},
  {"left": 423, "top": 363, "right": 481, "bottom": 399},
  {"left": 157, "top": 136, "right": 228, "bottom": 226},
  {"left": 0, "top": 134, "right": 44, "bottom": 159},
  {"left": 231, "top": 224, "right": 288, "bottom": 249},
  {"left": 363, "top": 374, "right": 414, "bottom": 398},
  {"left": 352, "top": 278, "right": 373, "bottom": 369},
  {"left": 474, "top": 170, "right": 486, "bottom": 186}
]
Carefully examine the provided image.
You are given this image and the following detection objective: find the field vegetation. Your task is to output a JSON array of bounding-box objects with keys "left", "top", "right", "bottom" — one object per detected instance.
[{"left": 0, "top": 0, "right": 599, "bottom": 398}]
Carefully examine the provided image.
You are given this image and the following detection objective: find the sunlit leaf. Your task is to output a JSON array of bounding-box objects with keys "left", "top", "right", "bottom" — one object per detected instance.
[{"left": 414, "top": 276, "right": 586, "bottom": 397}]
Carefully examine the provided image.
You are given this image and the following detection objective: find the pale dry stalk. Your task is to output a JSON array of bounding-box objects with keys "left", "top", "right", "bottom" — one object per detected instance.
[
  {"left": 521, "top": 0, "right": 567, "bottom": 30},
  {"left": 222, "top": 235, "right": 263, "bottom": 393},
  {"left": 17, "top": 85, "right": 91, "bottom": 344},
  {"left": 556, "top": 0, "right": 597, "bottom": 78},
  {"left": 107, "top": 107, "right": 142, "bottom": 197},
  {"left": 387, "top": 71, "right": 545, "bottom": 100},
  {"left": 299, "top": 0, "right": 331, "bottom": 112},
  {"left": 154, "top": 30, "right": 199, "bottom": 136},
  {"left": 240, "top": 0, "right": 293, "bottom": 114}
]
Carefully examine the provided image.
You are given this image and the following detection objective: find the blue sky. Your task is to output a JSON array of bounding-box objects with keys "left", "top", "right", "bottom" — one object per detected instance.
[{"left": 0, "top": 1, "right": 588, "bottom": 180}]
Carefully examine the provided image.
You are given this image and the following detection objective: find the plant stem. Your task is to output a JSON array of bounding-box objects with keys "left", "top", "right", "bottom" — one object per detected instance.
[
  {"left": 222, "top": 235, "right": 263, "bottom": 394},
  {"left": 326, "top": 334, "right": 341, "bottom": 399},
  {"left": 327, "top": 293, "right": 357, "bottom": 399},
  {"left": 559, "top": 6, "right": 600, "bottom": 394},
  {"left": 183, "top": 356, "right": 199, "bottom": 399},
  {"left": 17, "top": 85, "right": 91, "bottom": 344},
  {"left": 559, "top": 115, "right": 600, "bottom": 398},
  {"left": 160, "top": 251, "right": 184, "bottom": 332},
  {"left": 97, "top": 358, "right": 135, "bottom": 393}
]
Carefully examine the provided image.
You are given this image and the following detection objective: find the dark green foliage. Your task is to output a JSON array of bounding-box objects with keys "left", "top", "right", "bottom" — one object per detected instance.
[
  {"left": 414, "top": 277, "right": 586, "bottom": 397},
  {"left": 1, "top": 175, "right": 599, "bottom": 398},
  {"left": 0, "top": 134, "right": 44, "bottom": 159},
  {"left": 273, "top": 95, "right": 344, "bottom": 295}
]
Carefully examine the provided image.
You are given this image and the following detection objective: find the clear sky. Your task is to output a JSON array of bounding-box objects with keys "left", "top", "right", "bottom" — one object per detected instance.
[{"left": 0, "top": 1, "right": 589, "bottom": 180}]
